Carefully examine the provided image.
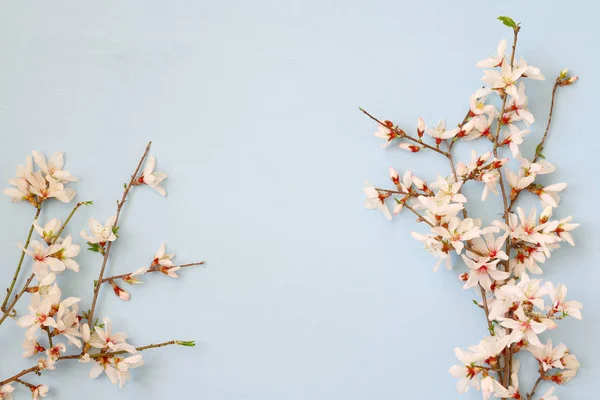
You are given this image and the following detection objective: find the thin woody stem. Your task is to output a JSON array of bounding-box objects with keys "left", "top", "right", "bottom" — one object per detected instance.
[
  {"left": 0, "top": 340, "right": 184, "bottom": 387},
  {"left": 447, "top": 149, "right": 467, "bottom": 219},
  {"left": 44, "top": 326, "right": 53, "bottom": 347},
  {"left": 526, "top": 373, "right": 545, "bottom": 400},
  {"left": 0, "top": 201, "right": 87, "bottom": 327},
  {"left": 499, "top": 25, "right": 521, "bottom": 396},
  {"left": 60, "top": 340, "right": 180, "bottom": 360},
  {"left": 99, "top": 262, "right": 205, "bottom": 284},
  {"left": 479, "top": 285, "right": 495, "bottom": 336},
  {"left": 87, "top": 142, "right": 152, "bottom": 326},
  {"left": 1, "top": 206, "right": 42, "bottom": 312},
  {"left": 508, "top": 77, "right": 561, "bottom": 212},
  {"left": 403, "top": 203, "right": 434, "bottom": 227},
  {"left": 52, "top": 201, "right": 90, "bottom": 244},
  {"left": 447, "top": 109, "right": 472, "bottom": 219},
  {"left": 0, "top": 274, "right": 36, "bottom": 326},
  {"left": 359, "top": 108, "right": 450, "bottom": 157}
]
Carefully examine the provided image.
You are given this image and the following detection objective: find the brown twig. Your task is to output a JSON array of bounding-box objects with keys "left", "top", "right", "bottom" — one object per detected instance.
[
  {"left": 87, "top": 142, "right": 152, "bottom": 326},
  {"left": 1, "top": 206, "right": 42, "bottom": 312},
  {"left": 0, "top": 274, "right": 36, "bottom": 326},
  {"left": 507, "top": 77, "right": 561, "bottom": 213},
  {"left": 498, "top": 25, "right": 521, "bottom": 396},
  {"left": 359, "top": 108, "right": 450, "bottom": 157},
  {"left": 0, "top": 340, "right": 184, "bottom": 387},
  {"left": 479, "top": 285, "right": 495, "bottom": 336},
  {"left": 99, "top": 262, "right": 205, "bottom": 284},
  {"left": 526, "top": 373, "right": 545, "bottom": 400}
]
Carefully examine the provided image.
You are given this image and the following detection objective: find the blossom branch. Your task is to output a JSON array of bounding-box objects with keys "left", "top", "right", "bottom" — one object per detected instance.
[
  {"left": 508, "top": 76, "right": 563, "bottom": 212},
  {"left": 359, "top": 108, "right": 450, "bottom": 157},
  {"left": 0, "top": 201, "right": 88, "bottom": 326},
  {"left": 1, "top": 206, "right": 42, "bottom": 312},
  {"left": 0, "top": 340, "right": 192, "bottom": 387},
  {"left": 526, "top": 372, "right": 545, "bottom": 400},
  {"left": 362, "top": 16, "right": 581, "bottom": 400},
  {"left": 87, "top": 141, "right": 152, "bottom": 326},
  {"left": 98, "top": 261, "right": 205, "bottom": 284},
  {"left": 479, "top": 285, "right": 495, "bottom": 336},
  {"left": 0, "top": 274, "right": 36, "bottom": 326}
]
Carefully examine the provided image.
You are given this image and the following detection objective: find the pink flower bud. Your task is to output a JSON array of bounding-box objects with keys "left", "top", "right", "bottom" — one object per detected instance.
[
  {"left": 417, "top": 117, "right": 425, "bottom": 138},
  {"left": 564, "top": 76, "right": 578, "bottom": 85},
  {"left": 110, "top": 281, "right": 131, "bottom": 301},
  {"left": 412, "top": 176, "right": 427, "bottom": 191},
  {"left": 389, "top": 167, "right": 400, "bottom": 186},
  {"left": 399, "top": 143, "right": 421, "bottom": 153}
]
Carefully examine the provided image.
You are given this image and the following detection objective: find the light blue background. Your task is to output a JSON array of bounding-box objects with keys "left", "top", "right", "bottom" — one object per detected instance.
[{"left": 0, "top": 1, "right": 596, "bottom": 399}]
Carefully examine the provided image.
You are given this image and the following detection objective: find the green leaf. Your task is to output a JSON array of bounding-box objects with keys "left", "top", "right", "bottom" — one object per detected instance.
[
  {"left": 82, "top": 200, "right": 94, "bottom": 206},
  {"left": 87, "top": 242, "right": 101, "bottom": 253},
  {"left": 176, "top": 340, "right": 196, "bottom": 347},
  {"left": 535, "top": 143, "right": 544, "bottom": 156},
  {"left": 497, "top": 16, "right": 517, "bottom": 28},
  {"left": 112, "top": 226, "right": 120, "bottom": 238}
]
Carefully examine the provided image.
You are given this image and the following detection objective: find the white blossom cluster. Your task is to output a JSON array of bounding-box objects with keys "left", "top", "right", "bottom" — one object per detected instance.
[
  {"left": 0, "top": 150, "right": 196, "bottom": 399},
  {"left": 363, "top": 18, "right": 580, "bottom": 400}
]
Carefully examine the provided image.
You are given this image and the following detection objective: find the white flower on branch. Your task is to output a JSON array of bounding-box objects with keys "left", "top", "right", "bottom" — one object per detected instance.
[
  {"left": 461, "top": 255, "right": 509, "bottom": 291},
  {"left": 476, "top": 39, "right": 507, "bottom": 68},
  {"left": 500, "top": 125, "right": 530, "bottom": 157},
  {"left": 500, "top": 306, "right": 547, "bottom": 347},
  {"left": 430, "top": 176, "right": 467, "bottom": 204},
  {"left": 469, "top": 88, "right": 497, "bottom": 118},
  {"left": 137, "top": 156, "right": 168, "bottom": 196},
  {"left": 3, "top": 156, "right": 34, "bottom": 204},
  {"left": 502, "top": 272, "right": 547, "bottom": 310},
  {"left": 373, "top": 120, "right": 402, "bottom": 147},
  {"left": 22, "top": 338, "right": 45, "bottom": 358},
  {"left": 470, "top": 232, "right": 508, "bottom": 261},
  {"left": 546, "top": 282, "right": 583, "bottom": 320},
  {"left": 516, "top": 58, "right": 545, "bottom": 81},
  {"left": 528, "top": 339, "right": 567, "bottom": 371},
  {"left": 431, "top": 218, "right": 481, "bottom": 255},
  {"left": 32, "top": 151, "right": 77, "bottom": 183},
  {"left": 90, "top": 317, "right": 137, "bottom": 355},
  {"left": 89, "top": 354, "right": 144, "bottom": 388},
  {"left": 28, "top": 173, "right": 75, "bottom": 204},
  {"left": 506, "top": 82, "right": 534, "bottom": 125},
  {"left": 363, "top": 181, "right": 392, "bottom": 220},
  {"left": 55, "top": 300, "right": 83, "bottom": 348},
  {"left": 482, "top": 61, "right": 527, "bottom": 100},
  {"left": 31, "top": 384, "right": 49, "bottom": 399},
  {"left": 411, "top": 231, "right": 452, "bottom": 271},
  {"left": 80, "top": 216, "right": 117, "bottom": 245},
  {"left": 425, "top": 120, "right": 460, "bottom": 143},
  {"left": 33, "top": 218, "right": 61, "bottom": 245},
  {"left": 21, "top": 240, "right": 65, "bottom": 278},
  {"left": 531, "top": 182, "right": 567, "bottom": 208},
  {"left": 0, "top": 383, "right": 14, "bottom": 400},
  {"left": 16, "top": 297, "right": 57, "bottom": 340},
  {"left": 45, "top": 343, "right": 66, "bottom": 367}
]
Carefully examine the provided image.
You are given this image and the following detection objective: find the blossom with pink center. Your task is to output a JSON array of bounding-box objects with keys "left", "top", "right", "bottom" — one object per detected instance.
[
  {"left": 90, "top": 317, "right": 137, "bottom": 354},
  {"left": 462, "top": 255, "right": 509, "bottom": 291},
  {"left": 500, "top": 306, "right": 547, "bottom": 347}
]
